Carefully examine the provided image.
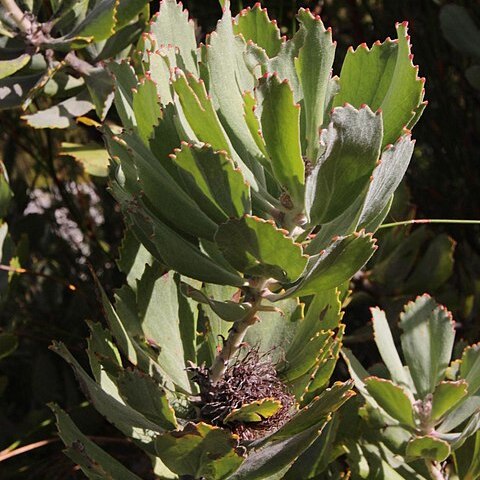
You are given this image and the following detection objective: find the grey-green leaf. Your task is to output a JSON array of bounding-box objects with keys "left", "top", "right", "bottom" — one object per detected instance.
[
  {"left": 399, "top": 295, "right": 456, "bottom": 397},
  {"left": 306, "top": 105, "right": 383, "bottom": 225},
  {"left": 51, "top": 404, "right": 142, "bottom": 480}
]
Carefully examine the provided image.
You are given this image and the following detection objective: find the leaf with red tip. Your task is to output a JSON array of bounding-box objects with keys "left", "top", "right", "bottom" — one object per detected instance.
[
  {"left": 65, "top": 0, "right": 119, "bottom": 43},
  {"left": 243, "top": 91, "right": 270, "bottom": 162},
  {"left": 257, "top": 75, "right": 305, "bottom": 208},
  {"left": 132, "top": 78, "right": 161, "bottom": 144},
  {"left": 155, "top": 422, "right": 245, "bottom": 480},
  {"left": 269, "top": 231, "right": 377, "bottom": 300},
  {"left": 51, "top": 404, "right": 143, "bottom": 480},
  {"left": 460, "top": 343, "right": 480, "bottom": 397},
  {"left": 224, "top": 398, "right": 283, "bottom": 423},
  {"left": 173, "top": 143, "right": 251, "bottom": 222},
  {"left": 207, "top": 4, "right": 267, "bottom": 182},
  {"left": 359, "top": 134, "right": 415, "bottom": 229},
  {"left": 108, "top": 61, "right": 138, "bottom": 129},
  {"left": 371, "top": 307, "right": 412, "bottom": 390},
  {"left": 399, "top": 295, "right": 456, "bottom": 397},
  {"left": 431, "top": 381, "right": 468, "bottom": 421},
  {"left": 233, "top": 3, "right": 282, "bottom": 58},
  {"left": 295, "top": 9, "right": 336, "bottom": 161},
  {"left": 406, "top": 436, "right": 450, "bottom": 462},
  {"left": 334, "top": 23, "right": 424, "bottom": 147},
  {"left": 215, "top": 215, "right": 308, "bottom": 282},
  {"left": 306, "top": 105, "right": 383, "bottom": 225},
  {"left": 148, "top": 0, "right": 198, "bottom": 74},
  {"left": 172, "top": 71, "right": 231, "bottom": 153},
  {"left": 119, "top": 132, "right": 219, "bottom": 241},
  {"left": 364, "top": 376, "right": 416, "bottom": 428}
]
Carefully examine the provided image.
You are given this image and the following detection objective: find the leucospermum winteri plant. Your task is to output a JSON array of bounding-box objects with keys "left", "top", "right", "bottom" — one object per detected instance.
[{"left": 50, "top": 1, "right": 429, "bottom": 478}]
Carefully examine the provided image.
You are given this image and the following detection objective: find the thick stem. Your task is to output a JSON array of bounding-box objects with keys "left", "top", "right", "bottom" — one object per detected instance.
[
  {"left": 64, "top": 52, "right": 96, "bottom": 76},
  {"left": 1, "top": 0, "right": 31, "bottom": 32},
  {"left": 425, "top": 460, "right": 446, "bottom": 480},
  {"left": 209, "top": 301, "right": 261, "bottom": 384}
]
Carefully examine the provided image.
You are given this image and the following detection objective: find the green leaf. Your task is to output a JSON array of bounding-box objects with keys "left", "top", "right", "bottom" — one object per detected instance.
[
  {"left": 267, "top": 27, "right": 305, "bottom": 103},
  {"left": 224, "top": 398, "right": 282, "bottom": 423},
  {"left": 371, "top": 307, "right": 411, "bottom": 390},
  {"left": 0, "top": 333, "right": 18, "bottom": 360},
  {"left": 233, "top": 4, "right": 282, "bottom": 58},
  {"left": 215, "top": 215, "right": 307, "bottom": 282},
  {"left": 228, "top": 425, "right": 322, "bottom": 480},
  {"left": 95, "top": 19, "right": 144, "bottom": 61},
  {"left": 51, "top": 342, "right": 162, "bottom": 446},
  {"left": 0, "top": 54, "right": 31, "bottom": 80},
  {"left": 59, "top": 142, "right": 110, "bottom": 177},
  {"left": 129, "top": 202, "right": 245, "bottom": 287},
  {"left": 438, "top": 396, "right": 480, "bottom": 435},
  {"left": 155, "top": 422, "right": 245, "bottom": 480},
  {"left": 460, "top": 343, "right": 480, "bottom": 397},
  {"left": 22, "top": 90, "right": 94, "bottom": 128},
  {"left": 132, "top": 77, "right": 161, "bottom": 144},
  {"left": 93, "top": 275, "right": 170, "bottom": 389},
  {"left": 135, "top": 268, "right": 193, "bottom": 392},
  {"left": 108, "top": 61, "right": 137, "bottom": 129},
  {"left": 115, "top": 0, "right": 150, "bottom": 30},
  {"left": 85, "top": 67, "right": 115, "bottom": 121},
  {"left": 364, "top": 377, "right": 416, "bottom": 428},
  {"left": 306, "top": 105, "right": 383, "bottom": 225},
  {"left": 242, "top": 91, "right": 270, "bottom": 162},
  {"left": 117, "top": 230, "right": 155, "bottom": 291},
  {"left": 67, "top": 0, "right": 119, "bottom": 43},
  {"left": 282, "top": 289, "right": 342, "bottom": 383},
  {"left": 172, "top": 71, "right": 231, "bottom": 152},
  {"left": 51, "top": 404, "right": 142, "bottom": 480},
  {"left": 181, "top": 282, "right": 251, "bottom": 322},
  {"left": 341, "top": 348, "right": 381, "bottom": 409},
  {"left": 286, "top": 289, "right": 341, "bottom": 359},
  {"left": 399, "top": 295, "right": 456, "bottom": 397},
  {"left": 431, "top": 381, "right": 469, "bottom": 422},
  {"left": 266, "top": 381, "right": 354, "bottom": 441},
  {"left": 173, "top": 143, "right": 251, "bottom": 222},
  {"left": 117, "top": 369, "right": 177, "bottom": 430},
  {"left": 245, "top": 298, "right": 301, "bottom": 365},
  {"left": 440, "top": 5, "right": 480, "bottom": 59},
  {"left": 295, "top": 9, "right": 336, "bottom": 161},
  {"left": 271, "top": 232, "right": 377, "bottom": 300},
  {"left": 334, "top": 23, "right": 424, "bottom": 147},
  {"left": 406, "top": 436, "right": 451, "bottom": 462},
  {"left": 359, "top": 134, "right": 415, "bottom": 229},
  {"left": 149, "top": 0, "right": 198, "bottom": 74},
  {"left": 284, "top": 414, "right": 340, "bottom": 480},
  {"left": 87, "top": 322, "right": 122, "bottom": 398},
  {"left": 207, "top": 4, "right": 265, "bottom": 181},
  {"left": 118, "top": 132, "right": 218, "bottom": 240},
  {"left": 258, "top": 74, "right": 305, "bottom": 207}
]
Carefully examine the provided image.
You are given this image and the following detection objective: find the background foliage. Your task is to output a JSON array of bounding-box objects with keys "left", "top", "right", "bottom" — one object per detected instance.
[{"left": 0, "top": 0, "right": 479, "bottom": 478}]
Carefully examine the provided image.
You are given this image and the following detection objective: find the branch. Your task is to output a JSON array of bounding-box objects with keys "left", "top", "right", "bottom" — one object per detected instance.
[
  {"left": 425, "top": 460, "right": 446, "bottom": 480},
  {"left": 1, "top": 0, "right": 31, "bottom": 32},
  {"left": 209, "top": 302, "right": 261, "bottom": 384}
]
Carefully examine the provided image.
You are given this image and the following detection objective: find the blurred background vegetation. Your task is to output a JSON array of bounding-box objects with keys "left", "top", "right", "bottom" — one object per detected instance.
[{"left": 1, "top": 0, "right": 479, "bottom": 477}]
